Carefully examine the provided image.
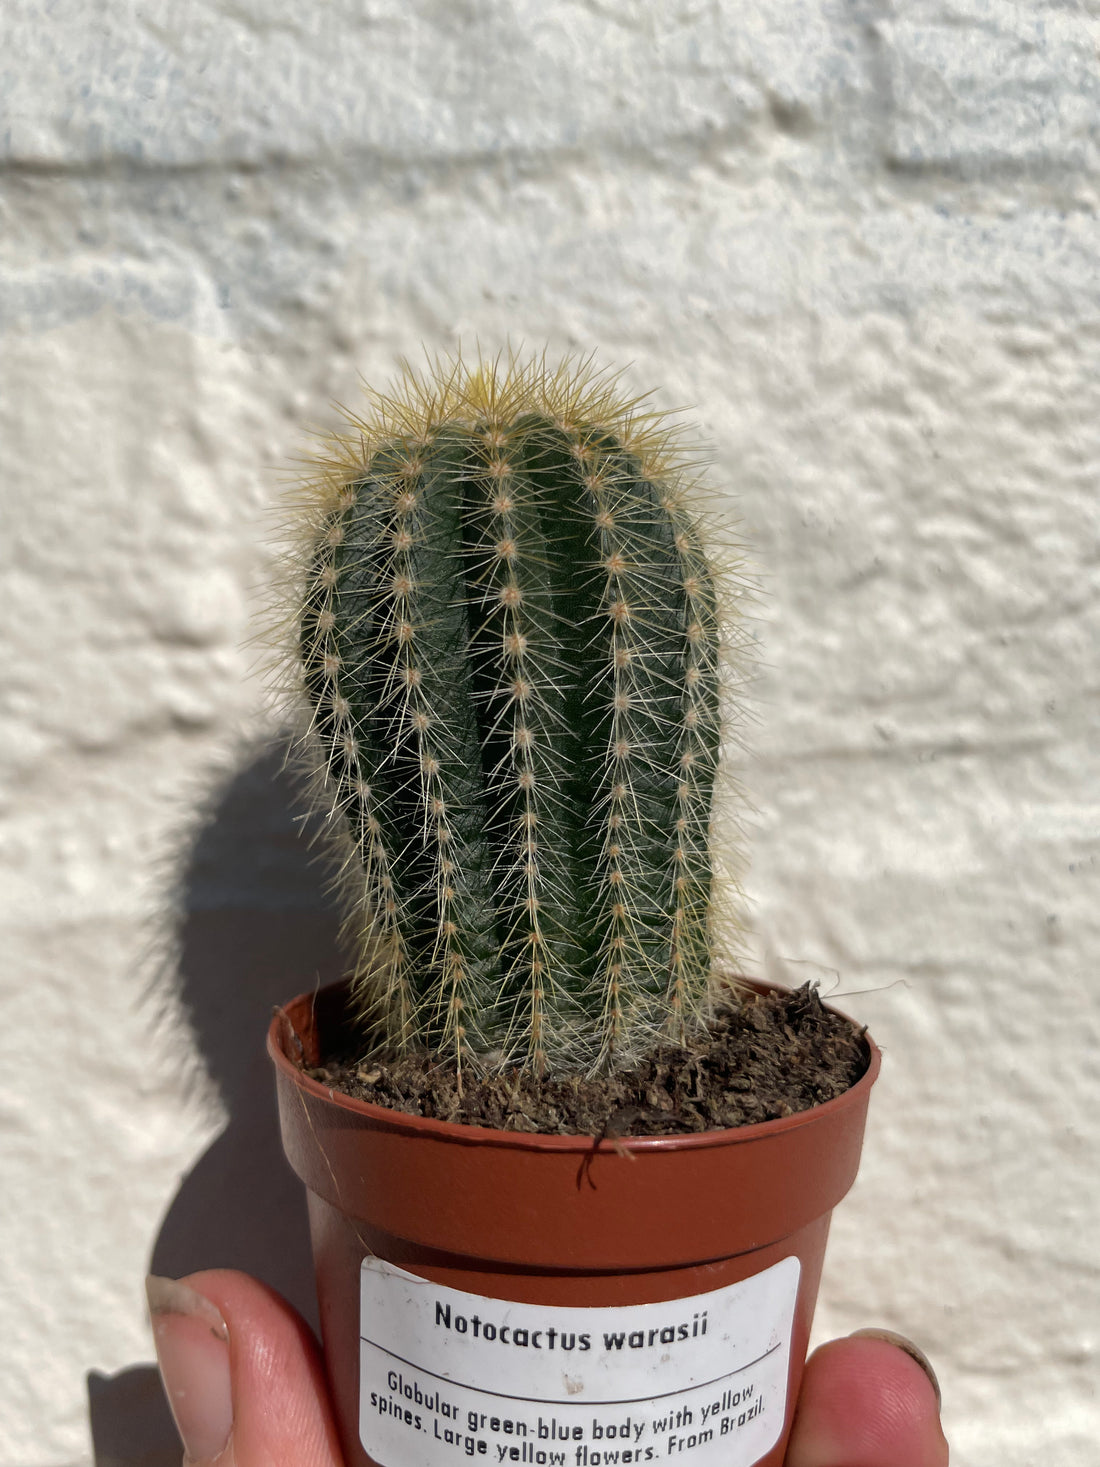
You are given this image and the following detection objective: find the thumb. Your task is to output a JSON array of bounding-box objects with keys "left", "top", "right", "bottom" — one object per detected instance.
[
  {"left": 785, "top": 1332, "right": 948, "bottom": 1467},
  {"left": 147, "top": 1270, "right": 344, "bottom": 1466}
]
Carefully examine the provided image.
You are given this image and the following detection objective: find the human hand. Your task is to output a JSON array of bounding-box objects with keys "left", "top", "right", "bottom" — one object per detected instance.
[{"left": 147, "top": 1271, "right": 948, "bottom": 1467}]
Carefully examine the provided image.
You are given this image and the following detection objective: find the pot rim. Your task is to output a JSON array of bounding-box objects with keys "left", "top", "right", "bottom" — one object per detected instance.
[{"left": 269, "top": 978, "right": 880, "bottom": 1154}]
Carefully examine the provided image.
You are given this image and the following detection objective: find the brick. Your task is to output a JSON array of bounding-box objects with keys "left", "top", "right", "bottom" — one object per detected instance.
[
  {"left": 879, "top": 0, "right": 1100, "bottom": 174},
  {"left": 1, "top": 0, "right": 772, "bottom": 167}
]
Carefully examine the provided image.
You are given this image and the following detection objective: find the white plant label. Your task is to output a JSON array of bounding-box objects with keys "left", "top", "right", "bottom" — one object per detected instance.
[{"left": 359, "top": 1255, "right": 800, "bottom": 1467}]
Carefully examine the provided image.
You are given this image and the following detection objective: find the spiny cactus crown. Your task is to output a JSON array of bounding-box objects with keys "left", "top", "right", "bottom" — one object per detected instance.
[{"left": 291, "top": 354, "right": 744, "bottom": 1078}]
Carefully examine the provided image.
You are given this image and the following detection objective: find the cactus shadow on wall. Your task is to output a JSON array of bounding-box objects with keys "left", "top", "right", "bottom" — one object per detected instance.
[{"left": 88, "top": 745, "right": 349, "bottom": 1466}]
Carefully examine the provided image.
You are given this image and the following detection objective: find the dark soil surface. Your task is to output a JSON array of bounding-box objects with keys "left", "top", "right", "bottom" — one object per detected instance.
[{"left": 305, "top": 983, "right": 869, "bottom": 1137}]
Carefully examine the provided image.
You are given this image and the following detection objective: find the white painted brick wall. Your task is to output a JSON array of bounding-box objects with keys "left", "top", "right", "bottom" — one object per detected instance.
[{"left": 2, "top": 4, "right": 1097, "bottom": 1464}]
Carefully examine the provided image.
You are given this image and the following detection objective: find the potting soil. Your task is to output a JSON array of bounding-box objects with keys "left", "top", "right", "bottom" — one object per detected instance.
[{"left": 305, "top": 983, "right": 868, "bottom": 1136}]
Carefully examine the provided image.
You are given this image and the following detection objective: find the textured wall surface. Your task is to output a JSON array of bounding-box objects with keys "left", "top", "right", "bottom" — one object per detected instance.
[{"left": 2, "top": 3, "right": 1099, "bottom": 1464}]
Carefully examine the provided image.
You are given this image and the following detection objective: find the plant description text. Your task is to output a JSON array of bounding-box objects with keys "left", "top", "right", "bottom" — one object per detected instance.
[{"left": 359, "top": 1255, "right": 799, "bottom": 1467}]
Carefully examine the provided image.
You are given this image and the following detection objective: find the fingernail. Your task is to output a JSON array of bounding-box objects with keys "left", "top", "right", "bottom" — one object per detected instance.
[
  {"left": 849, "top": 1327, "right": 942, "bottom": 1409},
  {"left": 147, "top": 1276, "right": 234, "bottom": 1462}
]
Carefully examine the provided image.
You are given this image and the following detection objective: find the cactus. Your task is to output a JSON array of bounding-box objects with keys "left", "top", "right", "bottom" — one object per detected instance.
[{"left": 292, "top": 354, "right": 745, "bottom": 1078}]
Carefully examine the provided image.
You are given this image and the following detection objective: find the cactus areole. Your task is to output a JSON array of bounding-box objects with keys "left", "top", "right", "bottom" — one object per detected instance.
[{"left": 294, "top": 355, "right": 744, "bottom": 1081}]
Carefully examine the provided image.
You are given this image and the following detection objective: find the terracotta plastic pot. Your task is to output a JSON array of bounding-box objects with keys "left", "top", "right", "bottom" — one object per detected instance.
[{"left": 270, "top": 981, "right": 879, "bottom": 1467}]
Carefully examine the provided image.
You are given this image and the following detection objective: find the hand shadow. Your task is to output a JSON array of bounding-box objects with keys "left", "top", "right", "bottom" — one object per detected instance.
[{"left": 88, "top": 746, "right": 349, "bottom": 1465}]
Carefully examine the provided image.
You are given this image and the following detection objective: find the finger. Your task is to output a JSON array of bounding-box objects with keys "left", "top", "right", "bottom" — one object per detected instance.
[
  {"left": 148, "top": 1270, "right": 344, "bottom": 1467},
  {"left": 785, "top": 1332, "right": 948, "bottom": 1467}
]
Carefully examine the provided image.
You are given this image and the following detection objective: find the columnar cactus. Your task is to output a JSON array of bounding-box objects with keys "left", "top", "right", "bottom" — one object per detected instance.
[{"left": 293, "top": 354, "right": 744, "bottom": 1078}]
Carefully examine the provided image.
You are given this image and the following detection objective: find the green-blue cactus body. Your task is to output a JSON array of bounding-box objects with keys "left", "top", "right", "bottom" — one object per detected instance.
[{"left": 299, "top": 362, "right": 729, "bottom": 1076}]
